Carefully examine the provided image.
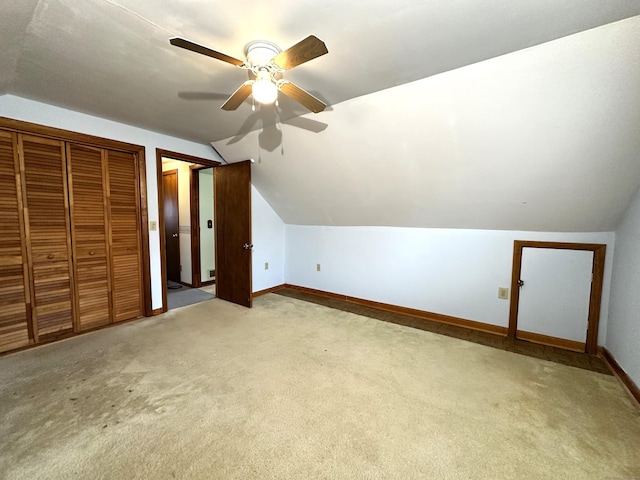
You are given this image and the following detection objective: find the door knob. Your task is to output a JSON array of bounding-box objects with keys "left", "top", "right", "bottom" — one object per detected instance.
[
  {"left": 172, "top": 233, "right": 178, "bottom": 238},
  {"left": 243, "top": 243, "right": 253, "bottom": 250},
  {"left": 517, "top": 279, "right": 525, "bottom": 287}
]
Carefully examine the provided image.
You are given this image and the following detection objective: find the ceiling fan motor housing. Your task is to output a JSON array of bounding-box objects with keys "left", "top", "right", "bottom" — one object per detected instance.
[{"left": 245, "top": 41, "right": 281, "bottom": 70}]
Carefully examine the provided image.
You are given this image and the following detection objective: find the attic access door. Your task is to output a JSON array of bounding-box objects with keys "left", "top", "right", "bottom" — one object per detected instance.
[
  {"left": 214, "top": 161, "right": 252, "bottom": 307},
  {"left": 508, "top": 241, "right": 606, "bottom": 354}
]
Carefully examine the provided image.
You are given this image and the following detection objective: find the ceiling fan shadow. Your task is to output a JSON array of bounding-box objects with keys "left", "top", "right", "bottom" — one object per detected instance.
[
  {"left": 259, "top": 122, "right": 283, "bottom": 153},
  {"left": 226, "top": 105, "right": 329, "bottom": 148},
  {"left": 282, "top": 116, "right": 328, "bottom": 133},
  {"left": 178, "top": 91, "right": 230, "bottom": 101},
  {"left": 225, "top": 110, "right": 267, "bottom": 145},
  {"left": 276, "top": 92, "right": 333, "bottom": 115}
]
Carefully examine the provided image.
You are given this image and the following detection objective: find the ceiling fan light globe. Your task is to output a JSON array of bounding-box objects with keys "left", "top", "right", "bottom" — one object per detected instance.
[{"left": 252, "top": 78, "right": 278, "bottom": 104}]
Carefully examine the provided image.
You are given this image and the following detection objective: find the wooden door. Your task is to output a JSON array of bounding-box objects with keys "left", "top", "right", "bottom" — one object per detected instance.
[
  {"left": 20, "top": 134, "right": 75, "bottom": 339},
  {"left": 0, "top": 131, "right": 32, "bottom": 351},
  {"left": 162, "top": 170, "right": 180, "bottom": 283},
  {"left": 107, "top": 150, "right": 143, "bottom": 322},
  {"left": 67, "top": 144, "right": 112, "bottom": 330},
  {"left": 214, "top": 161, "right": 252, "bottom": 307}
]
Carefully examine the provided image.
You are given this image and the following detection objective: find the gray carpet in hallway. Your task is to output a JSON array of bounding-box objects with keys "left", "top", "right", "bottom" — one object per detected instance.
[{"left": 167, "top": 285, "right": 215, "bottom": 310}]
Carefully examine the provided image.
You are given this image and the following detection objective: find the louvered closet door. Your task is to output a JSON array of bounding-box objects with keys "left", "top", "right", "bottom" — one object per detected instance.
[
  {"left": 0, "top": 131, "right": 31, "bottom": 351},
  {"left": 107, "top": 150, "right": 143, "bottom": 321},
  {"left": 20, "top": 135, "right": 75, "bottom": 338},
  {"left": 68, "top": 144, "right": 111, "bottom": 330}
]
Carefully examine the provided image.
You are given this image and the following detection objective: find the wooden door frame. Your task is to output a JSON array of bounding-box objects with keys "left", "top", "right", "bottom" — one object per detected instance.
[
  {"left": 156, "top": 149, "right": 220, "bottom": 313},
  {"left": 189, "top": 165, "right": 216, "bottom": 288},
  {"left": 190, "top": 165, "right": 201, "bottom": 287},
  {"left": 0, "top": 117, "right": 152, "bottom": 317},
  {"left": 508, "top": 240, "right": 606, "bottom": 355}
]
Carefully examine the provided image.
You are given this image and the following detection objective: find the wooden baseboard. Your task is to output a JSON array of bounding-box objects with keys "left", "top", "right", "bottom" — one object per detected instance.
[
  {"left": 283, "top": 284, "right": 508, "bottom": 336},
  {"left": 516, "top": 330, "right": 585, "bottom": 352},
  {"left": 252, "top": 284, "right": 286, "bottom": 298},
  {"left": 600, "top": 347, "right": 640, "bottom": 406},
  {"left": 285, "top": 284, "right": 346, "bottom": 301},
  {"left": 151, "top": 307, "right": 165, "bottom": 316}
]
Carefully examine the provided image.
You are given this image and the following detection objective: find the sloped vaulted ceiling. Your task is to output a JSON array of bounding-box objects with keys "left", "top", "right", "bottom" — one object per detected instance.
[
  {"left": 1, "top": 1, "right": 640, "bottom": 232},
  {"left": 213, "top": 16, "right": 640, "bottom": 232}
]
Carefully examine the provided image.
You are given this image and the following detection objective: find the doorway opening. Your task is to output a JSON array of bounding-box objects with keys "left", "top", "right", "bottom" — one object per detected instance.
[
  {"left": 158, "top": 152, "right": 220, "bottom": 311},
  {"left": 508, "top": 240, "right": 606, "bottom": 355},
  {"left": 156, "top": 149, "right": 253, "bottom": 313}
]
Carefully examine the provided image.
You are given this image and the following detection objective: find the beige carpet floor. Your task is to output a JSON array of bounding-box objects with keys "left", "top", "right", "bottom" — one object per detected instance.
[{"left": 1, "top": 294, "right": 639, "bottom": 479}]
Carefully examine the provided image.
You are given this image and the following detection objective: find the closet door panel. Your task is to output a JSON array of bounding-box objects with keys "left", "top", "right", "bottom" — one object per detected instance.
[
  {"left": 68, "top": 144, "right": 111, "bottom": 330},
  {"left": 107, "top": 150, "right": 143, "bottom": 321},
  {"left": 21, "top": 135, "right": 74, "bottom": 337},
  {"left": 0, "top": 131, "right": 31, "bottom": 351}
]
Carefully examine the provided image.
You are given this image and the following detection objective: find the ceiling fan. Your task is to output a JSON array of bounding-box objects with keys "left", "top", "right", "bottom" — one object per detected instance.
[{"left": 169, "top": 35, "right": 328, "bottom": 113}]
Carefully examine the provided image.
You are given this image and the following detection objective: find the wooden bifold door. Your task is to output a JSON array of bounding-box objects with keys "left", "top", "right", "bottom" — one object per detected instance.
[
  {"left": 0, "top": 131, "right": 31, "bottom": 351},
  {"left": 22, "top": 135, "right": 76, "bottom": 340},
  {"left": 0, "top": 129, "right": 144, "bottom": 352}
]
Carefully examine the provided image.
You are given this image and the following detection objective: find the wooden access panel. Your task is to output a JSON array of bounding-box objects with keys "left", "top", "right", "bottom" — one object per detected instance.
[
  {"left": 68, "top": 144, "right": 112, "bottom": 330},
  {"left": 107, "top": 150, "right": 143, "bottom": 321},
  {"left": 20, "top": 135, "right": 75, "bottom": 339},
  {"left": 0, "top": 131, "right": 32, "bottom": 352}
]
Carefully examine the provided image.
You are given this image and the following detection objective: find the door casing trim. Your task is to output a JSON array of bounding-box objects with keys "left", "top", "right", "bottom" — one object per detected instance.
[
  {"left": 508, "top": 240, "right": 606, "bottom": 355},
  {"left": 156, "top": 149, "right": 221, "bottom": 313}
]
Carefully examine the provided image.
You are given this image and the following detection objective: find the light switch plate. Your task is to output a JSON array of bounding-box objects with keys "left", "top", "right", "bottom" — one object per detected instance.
[{"left": 498, "top": 287, "right": 509, "bottom": 299}]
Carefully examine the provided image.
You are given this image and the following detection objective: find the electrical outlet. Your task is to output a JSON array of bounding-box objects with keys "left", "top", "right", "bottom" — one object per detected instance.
[
  {"left": 316, "top": 263, "right": 321, "bottom": 272},
  {"left": 265, "top": 262, "right": 269, "bottom": 270},
  {"left": 498, "top": 287, "right": 509, "bottom": 299},
  {"left": 149, "top": 220, "right": 157, "bottom": 231}
]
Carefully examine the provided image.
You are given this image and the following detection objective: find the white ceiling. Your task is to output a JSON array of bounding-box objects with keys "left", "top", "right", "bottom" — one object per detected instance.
[{"left": 2, "top": 1, "right": 640, "bottom": 231}]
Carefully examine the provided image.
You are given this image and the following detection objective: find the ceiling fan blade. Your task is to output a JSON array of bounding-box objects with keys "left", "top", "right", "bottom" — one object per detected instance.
[
  {"left": 221, "top": 81, "right": 254, "bottom": 111},
  {"left": 273, "top": 35, "right": 328, "bottom": 70},
  {"left": 278, "top": 81, "right": 326, "bottom": 113},
  {"left": 169, "top": 37, "right": 246, "bottom": 67}
]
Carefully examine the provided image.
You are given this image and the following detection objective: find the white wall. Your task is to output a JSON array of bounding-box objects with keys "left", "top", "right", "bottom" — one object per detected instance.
[
  {"left": 286, "top": 226, "right": 614, "bottom": 344},
  {"left": 0, "top": 94, "right": 285, "bottom": 308},
  {"left": 607, "top": 187, "right": 640, "bottom": 386},
  {"left": 161, "top": 159, "right": 193, "bottom": 284},
  {"left": 252, "top": 185, "right": 286, "bottom": 293}
]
